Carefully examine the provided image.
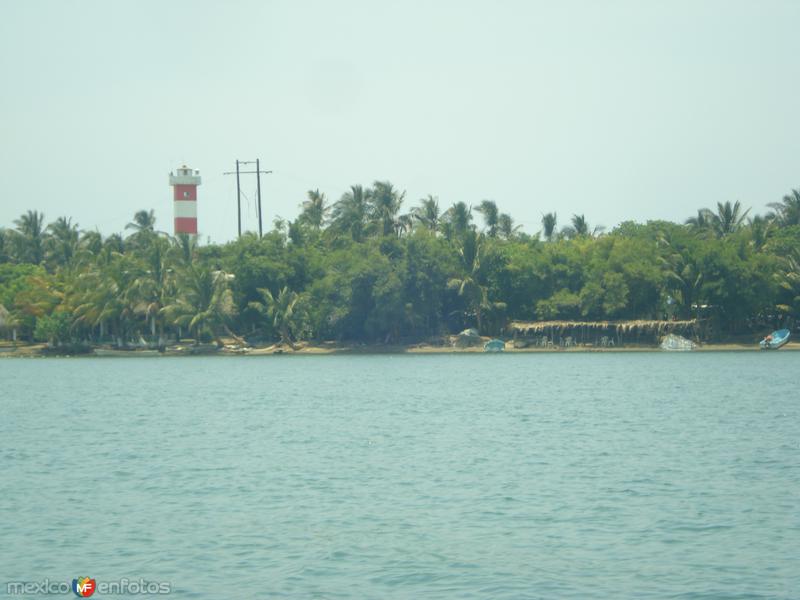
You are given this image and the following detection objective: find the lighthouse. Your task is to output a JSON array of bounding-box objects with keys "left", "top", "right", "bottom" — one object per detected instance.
[{"left": 169, "top": 165, "right": 201, "bottom": 236}]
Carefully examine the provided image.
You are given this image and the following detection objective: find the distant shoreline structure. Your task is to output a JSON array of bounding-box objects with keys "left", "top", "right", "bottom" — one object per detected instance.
[{"left": 2, "top": 338, "right": 798, "bottom": 358}]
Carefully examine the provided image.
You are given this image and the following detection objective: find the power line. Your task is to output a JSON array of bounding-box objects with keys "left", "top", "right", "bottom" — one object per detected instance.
[{"left": 223, "top": 159, "right": 272, "bottom": 238}]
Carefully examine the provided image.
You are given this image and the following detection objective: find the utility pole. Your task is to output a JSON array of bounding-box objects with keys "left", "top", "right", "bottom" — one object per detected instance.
[
  {"left": 224, "top": 159, "right": 272, "bottom": 238},
  {"left": 235, "top": 160, "right": 242, "bottom": 237},
  {"left": 256, "top": 158, "right": 263, "bottom": 237}
]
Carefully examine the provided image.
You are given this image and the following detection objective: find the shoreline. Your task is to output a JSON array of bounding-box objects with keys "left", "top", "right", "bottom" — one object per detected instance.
[{"left": 1, "top": 340, "right": 798, "bottom": 357}]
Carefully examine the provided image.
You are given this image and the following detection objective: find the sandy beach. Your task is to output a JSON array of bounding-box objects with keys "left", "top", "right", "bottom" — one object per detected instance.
[{"left": 2, "top": 339, "right": 799, "bottom": 357}]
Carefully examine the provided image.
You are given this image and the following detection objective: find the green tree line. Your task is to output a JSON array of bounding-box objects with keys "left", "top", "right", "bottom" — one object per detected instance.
[{"left": 1, "top": 185, "right": 800, "bottom": 346}]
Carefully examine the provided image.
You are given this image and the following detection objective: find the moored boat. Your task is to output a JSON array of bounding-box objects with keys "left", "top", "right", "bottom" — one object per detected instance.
[
  {"left": 483, "top": 339, "right": 505, "bottom": 352},
  {"left": 94, "top": 348, "right": 161, "bottom": 357},
  {"left": 660, "top": 333, "right": 696, "bottom": 351},
  {"left": 759, "top": 329, "right": 790, "bottom": 350}
]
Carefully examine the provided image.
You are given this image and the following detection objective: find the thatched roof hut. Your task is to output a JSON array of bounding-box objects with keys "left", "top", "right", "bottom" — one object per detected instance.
[{"left": 509, "top": 319, "right": 699, "bottom": 345}]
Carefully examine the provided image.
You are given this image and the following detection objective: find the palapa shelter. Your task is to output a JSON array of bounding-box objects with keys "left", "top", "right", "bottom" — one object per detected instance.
[{"left": 509, "top": 319, "right": 699, "bottom": 347}]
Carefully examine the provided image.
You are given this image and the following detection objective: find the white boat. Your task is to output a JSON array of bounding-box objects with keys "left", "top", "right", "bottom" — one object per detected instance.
[{"left": 660, "top": 334, "right": 696, "bottom": 351}]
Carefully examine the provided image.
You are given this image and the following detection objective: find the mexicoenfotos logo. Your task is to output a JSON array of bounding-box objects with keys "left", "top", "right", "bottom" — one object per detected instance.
[
  {"left": 72, "top": 577, "right": 96, "bottom": 597},
  {"left": 6, "top": 577, "right": 171, "bottom": 595}
]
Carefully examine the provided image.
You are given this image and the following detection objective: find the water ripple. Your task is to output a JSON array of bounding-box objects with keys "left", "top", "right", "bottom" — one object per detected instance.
[{"left": 1, "top": 353, "right": 799, "bottom": 598}]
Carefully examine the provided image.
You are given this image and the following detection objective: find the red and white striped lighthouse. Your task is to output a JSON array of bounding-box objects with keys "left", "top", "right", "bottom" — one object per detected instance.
[{"left": 169, "top": 165, "right": 201, "bottom": 236}]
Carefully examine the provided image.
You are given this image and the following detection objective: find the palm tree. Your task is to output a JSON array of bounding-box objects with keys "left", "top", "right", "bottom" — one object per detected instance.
[
  {"left": 331, "top": 185, "right": 370, "bottom": 242},
  {"left": 299, "top": 189, "right": 329, "bottom": 230},
  {"left": 541, "top": 212, "right": 557, "bottom": 241},
  {"left": 79, "top": 230, "right": 103, "bottom": 257},
  {"left": 395, "top": 213, "right": 414, "bottom": 237},
  {"left": 125, "top": 209, "right": 159, "bottom": 251},
  {"left": 126, "top": 209, "right": 156, "bottom": 233},
  {"left": 103, "top": 233, "right": 125, "bottom": 254},
  {"left": 130, "top": 236, "right": 175, "bottom": 346},
  {"left": 444, "top": 202, "right": 473, "bottom": 239},
  {"left": 768, "top": 189, "right": 800, "bottom": 227},
  {"left": 369, "top": 180, "right": 405, "bottom": 236},
  {"left": 658, "top": 235, "right": 704, "bottom": 319},
  {"left": 710, "top": 201, "right": 750, "bottom": 237},
  {"left": 13, "top": 210, "right": 46, "bottom": 264},
  {"left": 249, "top": 286, "right": 301, "bottom": 348},
  {"left": 162, "top": 266, "right": 236, "bottom": 345},
  {"left": 476, "top": 200, "right": 499, "bottom": 237},
  {"left": 72, "top": 254, "right": 141, "bottom": 346},
  {"left": 748, "top": 214, "right": 773, "bottom": 251},
  {"left": 448, "top": 230, "right": 489, "bottom": 333},
  {"left": 498, "top": 213, "right": 520, "bottom": 239},
  {"left": 572, "top": 214, "right": 589, "bottom": 237},
  {"left": 413, "top": 195, "right": 441, "bottom": 233},
  {"left": 686, "top": 202, "right": 749, "bottom": 238},
  {"left": 777, "top": 247, "right": 800, "bottom": 318},
  {"left": 46, "top": 216, "right": 80, "bottom": 268},
  {"left": 562, "top": 214, "right": 603, "bottom": 239},
  {"left": 172, "top": 233, "right": 197, "bottom": 266}
]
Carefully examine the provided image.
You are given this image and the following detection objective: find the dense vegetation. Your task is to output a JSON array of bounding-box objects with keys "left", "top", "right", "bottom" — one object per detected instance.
[{"left": 1, "top": 184, "right": 799, "bottom": 347}]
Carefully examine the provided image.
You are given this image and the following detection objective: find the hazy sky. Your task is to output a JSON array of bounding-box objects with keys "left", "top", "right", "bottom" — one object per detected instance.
[{"left": 2, "top": 0, "right": 799, "bottom": 242}]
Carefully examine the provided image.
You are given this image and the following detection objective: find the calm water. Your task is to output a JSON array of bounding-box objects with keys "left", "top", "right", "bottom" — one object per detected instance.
[{"left": 1, "top": 353, "right": 798, "bottom": 599}]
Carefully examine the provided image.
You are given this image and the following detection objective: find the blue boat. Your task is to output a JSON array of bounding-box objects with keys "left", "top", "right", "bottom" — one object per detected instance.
[
  {"left": 483, "top": 339, "right": 505, "bottom": 353},
  {"left": 759, "top": 329, "right": 790, "bottom": 350}
]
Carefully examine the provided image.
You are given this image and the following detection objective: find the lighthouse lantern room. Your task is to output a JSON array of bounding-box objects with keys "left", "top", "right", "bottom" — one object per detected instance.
[{"left": 169, "top": 165, "right": 201, "bottom": 236}]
